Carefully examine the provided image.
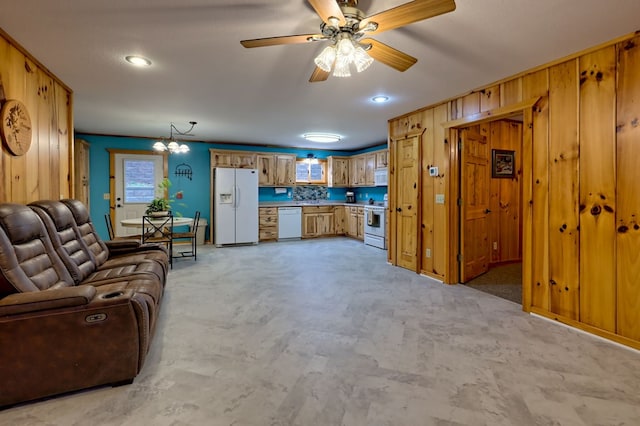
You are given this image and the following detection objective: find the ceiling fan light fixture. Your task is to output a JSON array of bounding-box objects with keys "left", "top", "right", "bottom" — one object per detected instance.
[
  {"left": 303, "top": 133, "right": 341, "bottom": 143},
  {"left": 333, "top": 57, "right": 351, "bottom": 77},
  {"left": 353, "top": 45, "right": 373, "bottom": 72},
  {"left": 314, "top": 45, "right": 336, "bottom": 72}
]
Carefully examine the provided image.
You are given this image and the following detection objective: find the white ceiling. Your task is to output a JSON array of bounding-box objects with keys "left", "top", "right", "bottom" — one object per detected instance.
[{"left": 1, "top": 0, "right": 639, "bottom": 151}]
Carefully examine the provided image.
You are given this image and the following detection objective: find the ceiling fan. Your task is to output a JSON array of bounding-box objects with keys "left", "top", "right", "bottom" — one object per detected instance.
[{"left": 240, "top": 0, "right": 456, "bottom": 82}]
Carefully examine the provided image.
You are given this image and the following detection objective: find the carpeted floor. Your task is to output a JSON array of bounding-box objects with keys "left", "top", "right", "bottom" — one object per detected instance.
[{"left": 464, "top": 262, "right": 522, "bottom": 304}]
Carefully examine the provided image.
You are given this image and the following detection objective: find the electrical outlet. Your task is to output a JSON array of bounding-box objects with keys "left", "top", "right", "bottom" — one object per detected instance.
[
  {"left": 493, "top": 241, "right": 498, "bottom": 250},
  {"left": 426, "top": 248, "right": 431, "bottom": 258},
  {"left": 103, "top": 193, "right": 110, "bottom": 200},
  {"left": 435, "top": 194, "right": 445, "bottom": 204}
]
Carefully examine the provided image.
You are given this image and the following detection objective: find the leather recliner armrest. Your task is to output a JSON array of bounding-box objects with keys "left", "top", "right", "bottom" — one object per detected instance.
[{"left": 0, "top": 285, "right": 97, "bottom": 316}]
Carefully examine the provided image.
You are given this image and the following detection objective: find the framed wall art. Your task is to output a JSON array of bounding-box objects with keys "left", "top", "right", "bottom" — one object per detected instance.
[{"left": 491, "top": 149, "right": 515, "bottom": 178}]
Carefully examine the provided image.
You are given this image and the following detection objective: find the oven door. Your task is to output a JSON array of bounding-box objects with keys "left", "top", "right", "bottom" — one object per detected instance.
[{"left": 364, "top": 208, "right": 384, "bottom": 236}]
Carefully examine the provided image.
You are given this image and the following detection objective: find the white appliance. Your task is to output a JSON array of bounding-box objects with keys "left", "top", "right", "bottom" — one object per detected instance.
[
  {"left": 364, "top": 205, "right": 387, "bottom": 249},
  {"left": 278, "top": 207, "right": 302, "bottom": 240},
  {"left": 374, "top": 168, "right": 388, "bottom": 186},
  {"left": 214, "top": 168, "right": 259, "bottom": 246}
]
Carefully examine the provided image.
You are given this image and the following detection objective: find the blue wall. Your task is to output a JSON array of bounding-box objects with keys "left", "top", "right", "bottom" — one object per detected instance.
[{"left": 77, "top": 133, "right": 387, "bottom": 240}]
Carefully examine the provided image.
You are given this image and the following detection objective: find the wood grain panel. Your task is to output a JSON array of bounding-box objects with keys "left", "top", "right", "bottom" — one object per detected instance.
[
  {"left": 462, "top": 92, "right": 480, "bottom": 117},
  {"left": 433, "top": 104, "right": 448, "bottom": 279},
  {"left": 523, "top": 69, "right": 550, "bottom": 310},
  {"left": 421, "top": 109, "right": 435, "bottom": 275},
  {"left": 0, "top": 31, "right": 73, "bottom": 203},
  {"left": 579, "top": 46, "right": 617, "bottom": 332},
  {"left": 616, "top": 36, "right": 640, "bottom": 341},
  {"left": 500, "top": 78, "right": 523, "bottom": 106},
  {"left": 548, "top": 60, "right": 580, "bottom": 319},
  {"left": 480, "top": 86, "right": 500, "bottom": 112}
]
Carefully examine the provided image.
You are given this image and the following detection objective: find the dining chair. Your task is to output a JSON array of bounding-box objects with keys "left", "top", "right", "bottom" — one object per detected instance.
[
  {"left": 105, "top": 214, "right": 141, "bottom": 241},
  {"left": 142, "top": 213, "right": 174, "bottom": 268},
  {"left": 172, "top": 211, "right": 201, "bottom": 261}
]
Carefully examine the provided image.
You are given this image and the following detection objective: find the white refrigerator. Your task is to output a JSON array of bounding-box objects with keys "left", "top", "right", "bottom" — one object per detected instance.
[{"left": 213, "top": 168, "right": 259, "bottom": 246}]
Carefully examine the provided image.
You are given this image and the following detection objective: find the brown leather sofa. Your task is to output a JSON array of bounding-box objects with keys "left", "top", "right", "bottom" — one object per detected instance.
[{"left": 0, "top": 200, "right": 169, "bottom": 407}]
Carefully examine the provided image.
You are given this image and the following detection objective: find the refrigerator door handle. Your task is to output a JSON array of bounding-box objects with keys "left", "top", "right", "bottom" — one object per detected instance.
[{"left": 235, "top": 185, "right": 240, "bottom": 208}]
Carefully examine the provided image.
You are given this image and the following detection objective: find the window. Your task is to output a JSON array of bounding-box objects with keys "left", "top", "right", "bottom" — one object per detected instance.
[
  {"left": 295, "top": 159, "right": 327, "bottom": 184},
  {"left": 123, "top": 159, "right": 157, "bottom": 203}
]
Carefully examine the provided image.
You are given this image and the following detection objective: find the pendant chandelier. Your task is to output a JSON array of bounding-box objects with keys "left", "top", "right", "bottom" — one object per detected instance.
[{"left": 153, "top": 121, "right": 197, "bottom": 154}]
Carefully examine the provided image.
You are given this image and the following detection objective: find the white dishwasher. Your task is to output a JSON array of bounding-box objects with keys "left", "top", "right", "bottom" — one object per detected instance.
[{"left": 278, "top": 207, "right": 302, "bottom": 240}]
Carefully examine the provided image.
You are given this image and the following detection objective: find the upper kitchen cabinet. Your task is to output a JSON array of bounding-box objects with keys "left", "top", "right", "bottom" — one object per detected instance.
[
  {"left": 274, "top": 155, "right": 296, "bottom": 185},
  {"left": 210, "top": 149, "right": 256, "bottom": 169},
  {"left": 327, "top": 156, "right": 350, "bottom": 187},
  {"left": 256, "top": 153, "right": 296, "bottom": 186},
  {"left": 256, "top": 154, "right": 275, "bottom": 185},
  {"left": 375, "top": 150, "right": 388, "bottom": 168}
]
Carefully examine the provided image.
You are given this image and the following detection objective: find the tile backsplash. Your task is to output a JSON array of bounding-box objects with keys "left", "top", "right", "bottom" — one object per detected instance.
[{"left": 293, "top": 186, "right": 327, "bottom": 201}]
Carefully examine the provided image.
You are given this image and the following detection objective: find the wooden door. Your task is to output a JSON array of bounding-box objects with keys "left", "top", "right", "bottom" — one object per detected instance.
[
  {"left": 74, "top": 139, "right": 90, "bottom": 208},
  {"left": 460, "top": 129, "right": 490, "bottom": 282},
  {"left": 395, "top": 136, "right": 419, "bottom": 271}
]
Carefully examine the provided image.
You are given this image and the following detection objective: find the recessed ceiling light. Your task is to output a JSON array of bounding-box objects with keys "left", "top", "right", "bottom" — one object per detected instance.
[
  {"left": 125, "top": 55, "right": 152, "bottom": 67},
  {"left": 303, "top": 133, "right": 341, "bottom": 143},
  {"left": 371, "top": 95, "right": 389, "bottom": 103}
]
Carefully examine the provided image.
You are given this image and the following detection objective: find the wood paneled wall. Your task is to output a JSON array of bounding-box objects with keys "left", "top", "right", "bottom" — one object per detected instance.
[
  {"left": 0, "top": 29, "right": 73, "bottom": 203},
  {"left": 388, "top": 32, "right": 640, "bottom": 349}
]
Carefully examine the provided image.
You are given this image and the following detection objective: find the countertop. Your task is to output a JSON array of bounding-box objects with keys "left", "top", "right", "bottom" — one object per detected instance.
[{"left": 259, "top": 201, "right": 387, "bottom": 208}]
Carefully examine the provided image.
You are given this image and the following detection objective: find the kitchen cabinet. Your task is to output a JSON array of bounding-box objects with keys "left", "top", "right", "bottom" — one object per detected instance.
[
  {"left": 364, "top": 153, "right": 376, "bottom": 186},
  {"left": 327, "top": 156, "right": 350, "bottom": 187},
  {"left": 350, "top": 156, "right": 366, "bottom": 186},
  {"left": 210, "top": 149, "right": 256, "bottom": 169},
  {"left": 375, "top": 150, "right": 388, "bottom": 169},
  {"left": 259, "top": 207, "right": 278, "bottom": 241},
  {"left": 347, "top": 206, "right": 364, "bottom": 240},
  {"left": 302, "top": 206, "right": 334, "bottom": 238},
  {"left": 256, "top": 154, "right": 296, "bottom": 186},
  {"left": 257, "top": 155, "right": 275, "bottom": 186},
  {"left": 334, "top": 205, "right": 346, "bottom": 235},
  {"left": 275, "top": 155, "right": 296, "bottom": 185}
]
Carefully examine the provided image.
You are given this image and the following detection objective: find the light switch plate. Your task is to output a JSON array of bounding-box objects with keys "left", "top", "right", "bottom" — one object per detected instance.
[
  {"left": 435, "top": 194, "right": 445, "bottom": 204},
  {"left": 103, "top": 193, "right": 110, "bottom": 200}
]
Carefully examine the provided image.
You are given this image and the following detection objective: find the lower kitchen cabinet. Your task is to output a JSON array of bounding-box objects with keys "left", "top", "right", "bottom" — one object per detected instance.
[
  {"left": 302, "top": 206, "right": 335, "bottom": 238},
  {"left": 346, "top": 206, "right": 364, "bottom": 240},
  {"left": 259, "top": 207, "right": 278, "bottom": 241},
  {"left": 334, "top": 205, "right": 346, "bottom": 235}
]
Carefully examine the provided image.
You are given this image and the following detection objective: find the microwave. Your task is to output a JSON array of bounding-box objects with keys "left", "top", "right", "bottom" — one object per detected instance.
[{"left": 374, "top": 168, "right": 388, "bottom": 186}]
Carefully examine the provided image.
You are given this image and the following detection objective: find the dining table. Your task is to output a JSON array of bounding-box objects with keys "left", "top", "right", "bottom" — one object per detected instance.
[{"left": 120, "top": 216, "right": 194, "bottom": 229}]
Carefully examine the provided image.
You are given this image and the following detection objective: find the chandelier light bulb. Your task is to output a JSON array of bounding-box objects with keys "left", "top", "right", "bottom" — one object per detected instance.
[
  {"left": 353, "top": 45, "right": 374, "bottom": 73},
  {"left": 314, "top": 45, "right": 336, "bottom": 72}
]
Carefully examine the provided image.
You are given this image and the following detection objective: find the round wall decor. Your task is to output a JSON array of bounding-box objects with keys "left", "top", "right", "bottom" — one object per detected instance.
[{"left": 1, "top": 99, "right": 32, "bottom": 156}]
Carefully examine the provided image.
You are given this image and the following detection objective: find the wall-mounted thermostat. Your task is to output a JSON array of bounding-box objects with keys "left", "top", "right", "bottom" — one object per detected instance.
[{"left": 429, "top": 166, "right": 439, "bottom": 177}]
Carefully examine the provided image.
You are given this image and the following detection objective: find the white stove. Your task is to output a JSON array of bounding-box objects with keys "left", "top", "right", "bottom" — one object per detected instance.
[{"left": 364, "top": 205, "right": 387, "bottom": 250}]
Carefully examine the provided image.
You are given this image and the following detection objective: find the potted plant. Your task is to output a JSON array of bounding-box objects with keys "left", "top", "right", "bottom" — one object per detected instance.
[{"left": 145, "top": 178, "right": 172, "bottom": 216}]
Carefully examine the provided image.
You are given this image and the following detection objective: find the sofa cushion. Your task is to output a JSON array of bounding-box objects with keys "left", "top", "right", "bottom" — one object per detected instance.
[
  {"left": 0, "top": 204, "right": 74, "bottom": 297},
  {"left": 29, "top": 201, "right": 97, "bottom": 284}
]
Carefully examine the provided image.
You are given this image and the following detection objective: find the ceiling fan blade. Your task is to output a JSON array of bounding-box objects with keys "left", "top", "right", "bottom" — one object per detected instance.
[
  {"left": 307, "top": 0, "right": 346, "bottom": 26},
  {"left": 241, "top": 34, "right": 323, "bottom": 48},
  {"left": 360, "top": 0, "right": 456, "bottom": 35},
  {"left": 362, "top": 38, "right": 417, "bottom": 72},
  {"left": 309, "top": 66, "right": 330, "bottom": 83}
]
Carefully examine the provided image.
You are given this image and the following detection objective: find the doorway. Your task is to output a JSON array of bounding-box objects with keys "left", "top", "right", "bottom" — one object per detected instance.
[
  {"left": 459, "top": 120, "right": 523, "bottom": 303},
  {"left": 109, "top": 150, "right": 167, "bottom": 237}
]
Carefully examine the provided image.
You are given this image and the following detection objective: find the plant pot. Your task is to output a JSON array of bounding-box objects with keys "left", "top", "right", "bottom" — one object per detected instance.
[{"left": 149, "top": 211, "right": 169, "bottom": 217}]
